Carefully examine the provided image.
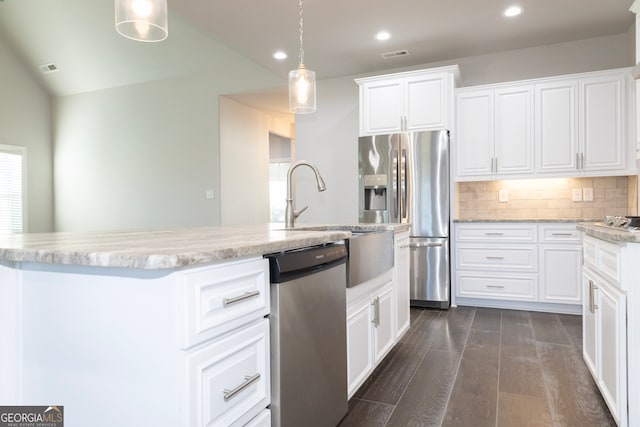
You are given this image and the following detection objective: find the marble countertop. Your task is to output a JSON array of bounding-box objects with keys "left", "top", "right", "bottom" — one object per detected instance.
[
  {"left": 0, "top": 223, "right": 408, "bottom": 270},
  {"left": 576, "top": 222, "right": 640, "bottom": 243},
  {"left": 454, "top": 218, "right": 600, "bottom": 223}
]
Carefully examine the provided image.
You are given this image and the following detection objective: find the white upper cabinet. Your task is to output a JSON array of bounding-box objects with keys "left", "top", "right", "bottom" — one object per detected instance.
[
  {"left": 356, "top": 66, "right": 459, "bottom": 136},
  {"left": 580, "top": 74, "right": 625, "bottom": 171},
  {"left": 535, "top": 79, "right": 579, "bottom": 173},
  {"left": 456, "top": 68, "right": 635, "bottom": 181},
  {"left": 536, "top": 71, "right": 628, "bottom": 175},
  {"left": 456, "top": 85, "right": 533, "bottom": 180}
]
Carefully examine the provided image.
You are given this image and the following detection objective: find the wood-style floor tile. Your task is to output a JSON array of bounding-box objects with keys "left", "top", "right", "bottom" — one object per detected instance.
[
  {"left": 441, "top": 331, "right": 500, "bottom": 427},
  {"left": 354, "top": 342, "right": 426, "bottom": 405},
  {"left": 536, "top": 342, "right": 616, "bottom": 426},
  {"left": 343, "top": 307, "right": 615, "bottom": 427},
  {"left": 530, "top": 312, "right": 571, "bottom": 345},
  {"left": 338, "top": 398, "right": 394, "bottom": 427},
  {"left": 385, "top": 349, "right": 461, "bottom": 427},
  {"left": 497, "top": 392, "right": 553, "bottom": 427},
  {"left": 429, "top": 306, "right": 475, "bottom": 352}
]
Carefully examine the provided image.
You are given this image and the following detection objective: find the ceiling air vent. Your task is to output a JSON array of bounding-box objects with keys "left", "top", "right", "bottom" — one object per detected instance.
[
  {"left": 39, "top": 63, "right": 59, "bottom": 74},
  {"left": 381, "top": 50, "right": 409, "bottom": 59}
]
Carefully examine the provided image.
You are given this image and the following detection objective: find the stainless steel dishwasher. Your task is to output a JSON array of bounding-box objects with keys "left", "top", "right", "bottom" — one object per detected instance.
[{"left": 265, "top": 242, "right": 348, "bottom": 427}]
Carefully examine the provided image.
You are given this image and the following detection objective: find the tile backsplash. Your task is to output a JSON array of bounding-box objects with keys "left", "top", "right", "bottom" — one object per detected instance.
[{"left": 456, "top": 176, "right": 637, "bottom": 220}]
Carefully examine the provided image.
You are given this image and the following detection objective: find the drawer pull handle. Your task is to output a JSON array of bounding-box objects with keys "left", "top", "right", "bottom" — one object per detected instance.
[
  {"left": 485, "top": 285, "right": 505, "bottom": 289},
  {"left": 551, "top": 233, "right": 573, "bottom": 236},
  {"left": 485, "top": 256, "right": 504, "bottom": 260},
  {"left": 485, "top": 232, "right": 503, "bottom": 236},
  {"left": 223, "top": 290, "right": 260, "bottom": 307},
  {"left": 223, "top": 373, "right": 261, "bottom": 402}
]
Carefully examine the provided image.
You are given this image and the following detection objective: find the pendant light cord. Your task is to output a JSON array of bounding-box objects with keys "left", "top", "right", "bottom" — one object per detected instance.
[{"left": 298, "top": 0, "right": 305, "bottom": 67}]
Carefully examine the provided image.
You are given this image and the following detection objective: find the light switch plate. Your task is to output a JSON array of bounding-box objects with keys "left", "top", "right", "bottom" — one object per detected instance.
[
  {"left": 498, "top": 189, "right": 508, "bottom": 203},
  {"left": 583, "top": 188, "right": 594, "bottom": 202},
  {"left": 572, "top": 189, "right": 583, "bottom": 202},
  {"left": 206, "top": 189, "right": 215, "bottom": 199}
]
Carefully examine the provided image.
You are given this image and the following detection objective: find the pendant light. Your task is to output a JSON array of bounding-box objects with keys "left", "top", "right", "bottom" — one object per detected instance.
[
  {"left": 288, "top": 0, "right": 316, "bottom": 114},
  {"left": 115, "top": 0, "right": 168, "bottom": 42}
]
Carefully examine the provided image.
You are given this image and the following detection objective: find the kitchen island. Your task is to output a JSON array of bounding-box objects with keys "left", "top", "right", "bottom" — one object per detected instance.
[
  {"left": 576, "top": 222, "right": 640, "bottom": 427},
  {"left": 0, "top": 223, "right": 408, "bottom": 427}
]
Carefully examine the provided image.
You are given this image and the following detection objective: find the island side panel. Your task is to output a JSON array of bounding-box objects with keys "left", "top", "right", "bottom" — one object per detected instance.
[
  {"left": 17, "top": 263, "right": 181, "bottom": 427},
  {"left": 0, "top": 262, "right": 21, "bottom": 403}
]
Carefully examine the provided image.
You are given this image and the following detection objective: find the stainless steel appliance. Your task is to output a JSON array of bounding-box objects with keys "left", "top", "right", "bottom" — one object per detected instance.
[
  {"left": 346, "top": 229, "right": 394, "bottom": 287},
  {"left": 358, "top": 130, "right": 450, "bottom": 308},
  {"left": 265, "top": 243, "right": 348, "bottom": 427}
]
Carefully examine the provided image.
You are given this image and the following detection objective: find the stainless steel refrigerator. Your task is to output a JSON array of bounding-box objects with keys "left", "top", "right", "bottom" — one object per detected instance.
[{"left": 358, "top": 130, "right": 450, "bottom": 309}]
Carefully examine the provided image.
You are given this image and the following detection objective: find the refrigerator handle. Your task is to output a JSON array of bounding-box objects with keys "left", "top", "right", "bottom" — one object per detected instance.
[
  {"left": 401, "top": 147, "right": 408, "bottom": 222},
  {"left": 391, "top": 147, "right": 399, "bottom": 220}
]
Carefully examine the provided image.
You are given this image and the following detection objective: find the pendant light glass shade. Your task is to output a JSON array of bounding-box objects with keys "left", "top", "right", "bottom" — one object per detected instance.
[
  {"left": 289, "top": 65, "right": 316, "bottom": 114},
  {"left": 115, "top": 0, "right": 168, "bottom": 42},
  {"left": 288, "top": 0, "right": 316, "bottom": 114}
]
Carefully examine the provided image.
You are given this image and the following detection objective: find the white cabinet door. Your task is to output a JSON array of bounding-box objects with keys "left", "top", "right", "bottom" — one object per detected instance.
[
  {"left": 456, "top": 90, "right": 494, "bottom": 177},
  {"left": 346, "top": 298, "right": 373, "bottom": 397},
  {"left": 535, "top": 80, "right": 579, "bottom": 174},
  {"left": 394, "top": 234, "right": 410, "bottom": 339},
  {"left": 582, "top": 270, "right": 597, "bottom": 377},
  {"left": 360, "top": 79, "right": 403, "bottom": 135},
  {"left": 373, "top": 283, "right": 395, "bottom": 364},
  {"left": 404, "top": 73, "right": 448, "bottom": 131},
  {"left": 597, "top": 279, "right": 627, "bottom": 425},
  {"left": 494, "top": 86, "right": 534, "bottom": 175},
  {"left": 580, "top": 74, "right": 626, "bottom": 172},
  {"left": 539, "top": 245, "right": 582, "bottom": 304}
]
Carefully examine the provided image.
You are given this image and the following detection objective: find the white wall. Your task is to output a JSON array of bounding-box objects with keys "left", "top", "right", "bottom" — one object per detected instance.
[
  {"left": 0, "top": 38, "right": 54, "bottom": 232},
  {"left": 295, "top": 33, "right": 635, "bottom": 223},
  {"left": 219, "top": 97, "right": 293, "bottom": 224},
  {"left": 53, "top": 61, "right": 283, "bottom": 231}
]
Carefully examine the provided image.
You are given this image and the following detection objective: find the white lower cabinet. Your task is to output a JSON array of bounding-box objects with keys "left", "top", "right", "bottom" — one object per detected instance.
[
  {"left": 244, "top": 409, "right": 271, "bottom": 427},
  {"left": 582, "top": 235, "right": 629, "bottom": 427},
  {"left": 11, "top": 256, "right": 271, "bottom": 427},
  {"left": 455, "top": 222, "right": 582, "bottom": 311},
  {"left": 183, "top": 319, "right": 270, "bottom": 427},
  {"left": 346, "top": 273, "right": 395, "bottom": 398}
]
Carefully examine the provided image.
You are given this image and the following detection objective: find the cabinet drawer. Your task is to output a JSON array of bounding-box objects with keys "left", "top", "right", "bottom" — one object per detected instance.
[
  {"left": 178, "top": 257, "right": 270, "bottom": 349},
  {"left": 457, "top": 273, "right": 537, "bottom": 301},
  {"left": 245, "top": 409, "right": 271, "bottom": 427},
  {"left": 539, "top": 224, "right": 581, "bottom": 243},
  {"left": 456, "top": 224, "right": 537, "bottom": 243},
  {"left": 583, "top": 236, "right": 621, "bottom": 285},
  {"left": 183, "top": 319, "right": 270, "bottom": 427},
  {"left": 598, "top": 242, "right": 621, "bottom": 284},
  {"left": 457, "top": 246, "right": 536, "bottom": 271}
]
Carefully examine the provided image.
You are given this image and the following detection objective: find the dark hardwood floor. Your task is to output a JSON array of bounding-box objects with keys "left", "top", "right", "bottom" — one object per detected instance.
[{"left": 339, "top": 306, "right": 615, "bottom": 427}]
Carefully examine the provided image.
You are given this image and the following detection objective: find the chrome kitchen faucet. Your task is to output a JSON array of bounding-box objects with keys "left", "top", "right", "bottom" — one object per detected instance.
[{"left": 285, "top": 161, "right": 326, "bottom": 228}]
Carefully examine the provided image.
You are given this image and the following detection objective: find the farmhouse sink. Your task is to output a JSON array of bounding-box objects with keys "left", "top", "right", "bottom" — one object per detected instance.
[{"left": 344, "top": 229, "right": 394, "bottom": 287}]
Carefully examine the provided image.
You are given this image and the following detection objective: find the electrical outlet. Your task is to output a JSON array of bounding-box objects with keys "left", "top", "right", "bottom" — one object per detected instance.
[
  {"left": 583, "top": 188, "right": 594, "bottom": 202},
  {"left": 206, "top": 189, "right": 215, "bottom": 199},
  {"left": 572, "top": 189, "right": 583, "bottom": 202},
  {"left": 498, "top": 189, "right": 508, "bottom": 203}
]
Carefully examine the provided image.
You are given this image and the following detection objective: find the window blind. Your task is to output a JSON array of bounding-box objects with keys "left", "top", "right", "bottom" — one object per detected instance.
[{"left": 0, "top": 148, "right": 24, "bottom": 234}]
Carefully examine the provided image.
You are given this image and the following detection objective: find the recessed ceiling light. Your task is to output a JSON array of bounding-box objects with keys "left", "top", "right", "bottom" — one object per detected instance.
[
  {"left": 273, "top": 51, "right": 287, "bottom": 60},
  {"left": 376, "top": 31, "right": 391, "bottom": 41},
  {"left": 503, "top": 6, "right": 522, "bottom": 17}
]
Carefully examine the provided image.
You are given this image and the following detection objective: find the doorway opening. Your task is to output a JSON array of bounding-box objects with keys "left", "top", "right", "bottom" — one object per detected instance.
[{"left": 269, "top": 133, "right": 293, "bottom": 223}]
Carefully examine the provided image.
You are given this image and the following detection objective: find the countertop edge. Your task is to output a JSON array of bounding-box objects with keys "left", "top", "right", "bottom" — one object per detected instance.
[{"left": 576, "top": 222, "right": 640, "bottom": 243}]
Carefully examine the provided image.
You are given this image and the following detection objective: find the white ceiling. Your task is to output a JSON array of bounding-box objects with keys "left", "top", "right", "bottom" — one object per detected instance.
[{"left": 0, "top": 0, "right": 635, "bottom": 115}]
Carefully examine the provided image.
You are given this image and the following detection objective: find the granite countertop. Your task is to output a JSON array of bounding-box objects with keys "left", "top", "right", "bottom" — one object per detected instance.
[
  {"left": 576, "top": 222, "right": 640, "bottom": 243},
  {"left": 453, "top": 218, "right": 600, "bottom": 223},
  {"left": 0, "top": 223, "right": 408, "bottom": 270}
]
